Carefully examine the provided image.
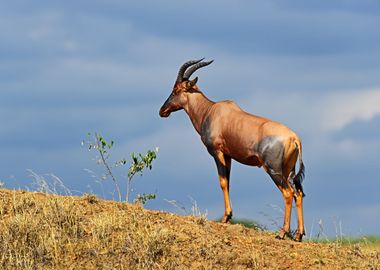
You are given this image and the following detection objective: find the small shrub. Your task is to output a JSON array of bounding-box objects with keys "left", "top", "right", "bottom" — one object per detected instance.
[
  {"left": 83, "top": 133, "right": 158, "bottom": 203},
  {"left": 134, "top": 193, "right": 156, "bottom": 206}
]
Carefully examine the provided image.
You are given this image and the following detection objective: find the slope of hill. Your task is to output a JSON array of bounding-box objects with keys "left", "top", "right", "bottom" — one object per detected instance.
[{"left": 0, "top": 188, "right": 378, "bottom": 269}]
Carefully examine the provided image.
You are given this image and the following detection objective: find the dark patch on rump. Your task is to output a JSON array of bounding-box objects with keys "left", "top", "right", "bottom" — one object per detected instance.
[{"left": 253, "top": 136, "right": 285, "bottom": 185}]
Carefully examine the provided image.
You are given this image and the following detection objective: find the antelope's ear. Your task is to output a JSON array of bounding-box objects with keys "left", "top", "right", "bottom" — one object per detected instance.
[{"left": 187, "top": 77, "right": 198, "bottom": 88}]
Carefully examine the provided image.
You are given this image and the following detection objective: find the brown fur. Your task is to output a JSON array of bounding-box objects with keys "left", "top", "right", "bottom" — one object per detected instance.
[{"left": 160, "top": 61, "right": 305, "bottom": 241}]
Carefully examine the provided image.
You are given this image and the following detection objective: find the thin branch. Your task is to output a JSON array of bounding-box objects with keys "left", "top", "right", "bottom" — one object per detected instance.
[{"left": 96, "top": 135, "right": 122, "bottom": 202}]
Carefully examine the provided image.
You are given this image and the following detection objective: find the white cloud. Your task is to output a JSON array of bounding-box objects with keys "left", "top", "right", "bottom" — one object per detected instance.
[
  {"left": 240, "top": 86, "right": 380, "bottom": 134},
  {"left": 238, "top": 85, "right": 380, "bottom": 164},
  {"left": 321, "top": 88, "right": 380, "bottom": 131}
]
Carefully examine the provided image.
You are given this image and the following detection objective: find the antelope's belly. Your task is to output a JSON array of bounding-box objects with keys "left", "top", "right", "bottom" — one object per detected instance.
[
  {"left": 222, "top": 144, "right": 263, "bottom": 167},
  {"left": 232, "top": 154, "right": 263, "bottom": 167}
]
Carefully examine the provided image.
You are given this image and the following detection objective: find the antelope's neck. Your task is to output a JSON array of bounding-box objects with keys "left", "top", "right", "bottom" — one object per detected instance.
[{"left": 184, "top": 92, "right": 215, "bottom": 134}]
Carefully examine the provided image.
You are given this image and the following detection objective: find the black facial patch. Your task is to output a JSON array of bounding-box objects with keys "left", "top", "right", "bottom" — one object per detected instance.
[{"left": 161, "top": 93, "right": 174, "bottom": 109}]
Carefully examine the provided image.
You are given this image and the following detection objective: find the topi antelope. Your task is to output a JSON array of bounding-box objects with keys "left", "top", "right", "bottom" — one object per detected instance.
[{"left": 159, "top": 59, "right": 306, "bottom": 241}]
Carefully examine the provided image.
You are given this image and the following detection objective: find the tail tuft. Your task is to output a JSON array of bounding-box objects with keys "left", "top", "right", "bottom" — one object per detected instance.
[
  {"left": 294, "top": 162, "right": 305, "bottom": 184},
  {"left": 294, "top": 140, "right": 305, "bottom": 197}
]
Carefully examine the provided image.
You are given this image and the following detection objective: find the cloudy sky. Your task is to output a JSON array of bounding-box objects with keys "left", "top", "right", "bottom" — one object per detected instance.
[{"left": 1, "top": 1, "right": 379, "bottom": 237}]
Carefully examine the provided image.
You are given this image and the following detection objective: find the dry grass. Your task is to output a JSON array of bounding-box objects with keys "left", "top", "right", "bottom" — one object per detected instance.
[{"left": 0, "top": 188, "right": 379, "bottom": 269}]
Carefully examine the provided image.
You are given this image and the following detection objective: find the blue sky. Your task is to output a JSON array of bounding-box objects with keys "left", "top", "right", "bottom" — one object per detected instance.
[{"left": 1, "top": 1, "right": 379, "bottom": 237}]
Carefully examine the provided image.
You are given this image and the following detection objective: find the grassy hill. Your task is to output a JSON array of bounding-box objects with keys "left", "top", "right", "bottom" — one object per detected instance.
[{"left": 0, "top": 188, "right": 378, "bottom": 269}]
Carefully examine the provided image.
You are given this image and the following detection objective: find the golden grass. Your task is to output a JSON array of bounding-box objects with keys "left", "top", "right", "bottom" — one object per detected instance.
[{"left": 0, "top": 188, "right": 379, "bottom": 269}]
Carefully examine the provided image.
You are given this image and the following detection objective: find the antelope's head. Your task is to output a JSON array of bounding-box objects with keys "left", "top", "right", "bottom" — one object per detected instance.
[{"left": 159, "top": 58, "right": 213, "bottom": 118}]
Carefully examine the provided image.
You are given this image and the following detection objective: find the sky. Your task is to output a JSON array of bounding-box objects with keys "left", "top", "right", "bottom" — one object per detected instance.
[{"left": 1, "top": 0, "right": 379, "bottom": 237}]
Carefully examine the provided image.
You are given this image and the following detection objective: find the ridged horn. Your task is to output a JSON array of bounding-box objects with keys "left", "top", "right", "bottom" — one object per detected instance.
[
  {"left": 176, "top": 58, "right": 204, "bottom": 82},
  {"left": 183, "top": 60, "right": 214, "bottom": 80}
]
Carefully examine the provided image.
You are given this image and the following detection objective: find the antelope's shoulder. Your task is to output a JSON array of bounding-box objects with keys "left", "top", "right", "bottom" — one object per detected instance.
[{"left": 212, "top": 100, "right": 243, "bottom": 113}]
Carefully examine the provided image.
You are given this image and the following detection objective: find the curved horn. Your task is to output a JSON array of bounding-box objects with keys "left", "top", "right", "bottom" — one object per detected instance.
[
  {"left": 183, "top": 60, "right": 214, "bottom": 80},
  {"left": 176, "top": 58, "right": 204, "bottom": 82}
]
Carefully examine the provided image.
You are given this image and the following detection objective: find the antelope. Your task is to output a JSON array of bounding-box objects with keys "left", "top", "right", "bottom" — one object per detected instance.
[{"left": 159, "top": 59, "right": 306, "bottom": 241}]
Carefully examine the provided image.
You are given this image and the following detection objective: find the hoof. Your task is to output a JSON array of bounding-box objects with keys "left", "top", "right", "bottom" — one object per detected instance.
[
  {"left": 275, "top": 229, "right": 290, "bottom": 240},
  {"left": 275, "top": 235, "right": 285, "bottom": 240},
  {"left": 293, "top": 232, "right": 304, "bottom": 242},
  {"left": 221, "top": 213, "right": 232, "bottom": 223}
]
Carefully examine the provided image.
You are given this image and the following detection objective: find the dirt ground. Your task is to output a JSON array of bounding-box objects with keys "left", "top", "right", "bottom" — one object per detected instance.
[{"left": 0, "top": 188, "right": 379, "bottom": 269}]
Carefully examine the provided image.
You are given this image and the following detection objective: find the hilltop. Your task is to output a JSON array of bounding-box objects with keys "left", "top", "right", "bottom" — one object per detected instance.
[{"left": 0, "top": 188, "right": 378, "bottom": 269}]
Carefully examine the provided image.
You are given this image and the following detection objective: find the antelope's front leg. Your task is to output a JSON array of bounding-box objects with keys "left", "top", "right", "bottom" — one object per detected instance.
[{"left": 214, "top": 151, "right": 232, "bottom": 223}]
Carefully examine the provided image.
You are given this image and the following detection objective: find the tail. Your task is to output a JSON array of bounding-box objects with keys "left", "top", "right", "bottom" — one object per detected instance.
[{"left": 293, "top": 139, "right": 305, "bottom": 197}]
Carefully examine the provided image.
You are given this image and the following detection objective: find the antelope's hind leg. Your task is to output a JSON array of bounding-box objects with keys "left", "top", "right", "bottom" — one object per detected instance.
[
  {"left": 264, "top": 166, "right": 293, "bottom": 240},
  {"left": 213, "top": 151, "right": 232, "bottom": 223},
  {"left": 281, "top": 169, "right": 305, "bottom": 242},
  {"left": 293, "top": 185, "right": 305, "bottom": 242},
  {"left": 283, "top": 146, "right": 305, "bottom": 242}
]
